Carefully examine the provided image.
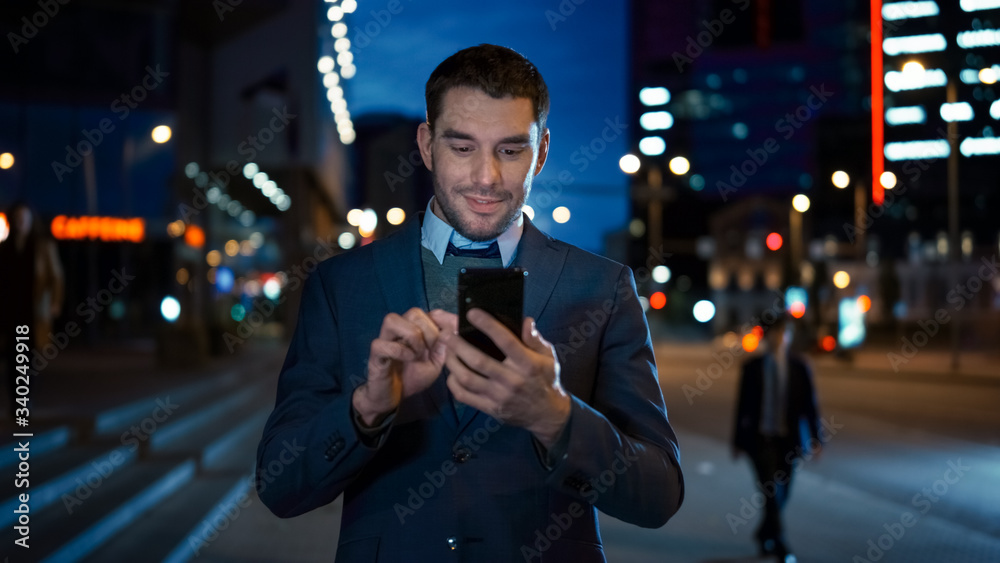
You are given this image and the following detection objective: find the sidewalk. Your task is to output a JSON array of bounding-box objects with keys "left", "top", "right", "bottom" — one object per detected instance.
[
  {"left": 599, "top": 427, "right": 1000, "bottom": 563},
  {"left": 808, "top": 345, "right": 1000, "bottom": 381},
  {"left": 190, "top": 424, "right": 1000, "bottom": 562}
]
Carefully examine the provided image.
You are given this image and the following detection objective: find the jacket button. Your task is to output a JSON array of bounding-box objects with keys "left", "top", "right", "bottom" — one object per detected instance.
[
  {"left": 447, "top": 536, "right": 458, "bottom": 550},
  {"left": 452, "top": 448, "right": 471, "bottom": 463}
]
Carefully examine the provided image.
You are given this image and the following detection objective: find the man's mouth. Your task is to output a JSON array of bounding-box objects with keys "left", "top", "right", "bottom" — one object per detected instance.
[{"left": 463, "top": 195, "right": 503, "bottom": 213}]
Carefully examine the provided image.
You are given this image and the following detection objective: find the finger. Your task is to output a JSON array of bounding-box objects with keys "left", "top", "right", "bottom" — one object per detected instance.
[
  {"left": 444, "top": 354, "right": 495, "bottom": 396},
  {"left": 369, "top": 338, "right": 419, "bottom": 374},
  {"left": 379, "top": 313, "right": 427, "bottom": 356},
  {"left": 404, "top": 308, "right": 441, "bottom": 348},
  {"left": 466, "top": 308, "right": 525, "bottom": 360},
  {"left": 442, "top": 327, "right": 508, "bottom": 381},
  {"left": 429, "top": 309, "right": 459, "bottom": 335},
  {"left": 446, "top": 371, "right": 498, "bottom": 415},
  {"left": 520, "top": 317, "right": 553, "bottom": 355}
]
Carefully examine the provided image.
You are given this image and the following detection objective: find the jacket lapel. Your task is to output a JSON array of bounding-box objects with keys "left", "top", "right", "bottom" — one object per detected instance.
[
  {"left": 512, "top": 217, "right": 568, "bottom": 322},
  {"left": 372, "top": 215, "right": 428, "bottom": 313},
  {"left": 372, "top": 214, "right": 458, "bottom": 428}
]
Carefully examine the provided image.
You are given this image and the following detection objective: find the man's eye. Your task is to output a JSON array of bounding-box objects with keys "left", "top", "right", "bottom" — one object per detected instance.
[
  {"left": 501, "top": 149, "right": 524, "bottom": 157},
  {"left": 451, "top": 146, "right": 472, "bottom": 153}
]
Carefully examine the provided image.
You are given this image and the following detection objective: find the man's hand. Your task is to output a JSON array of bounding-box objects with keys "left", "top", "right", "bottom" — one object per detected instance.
[
  {"left": 440, "top": 309, "right": 571, "bottom": 449},
  {"left": 352, "top": 308, "right": 450, "bottom": 426}
]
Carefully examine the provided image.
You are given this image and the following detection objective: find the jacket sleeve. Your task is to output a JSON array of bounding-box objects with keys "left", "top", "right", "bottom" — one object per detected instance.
[
  {"left": 543, "top": 266, "right": 684, "bottom": 528},
  {"left": 255, "top": 266, "right": 383, "bottom": 518},
  {"left": 799, "top": 359, "right": 822, "bottom": 446},
  {"left": 733, "top": 365, "right": 751, "bottom": 452}
]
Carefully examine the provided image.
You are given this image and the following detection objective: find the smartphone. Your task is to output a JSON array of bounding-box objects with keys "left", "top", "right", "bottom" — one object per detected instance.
[{"left": 457, "top": 267, "right": 526, "bottom": 361}]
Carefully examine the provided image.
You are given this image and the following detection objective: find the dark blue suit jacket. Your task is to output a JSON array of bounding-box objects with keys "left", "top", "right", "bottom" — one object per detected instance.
[
  {"left": 256, "top": 216, "right": 684, "bottom": 562},
  {"left": 732, "top": 353, "right": 821, "bottom": 459}
]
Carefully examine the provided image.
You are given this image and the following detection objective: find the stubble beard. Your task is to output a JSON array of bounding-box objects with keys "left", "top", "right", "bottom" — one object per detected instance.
[{"left": 432, "top": 171, "right": 525, "bottom": 242}]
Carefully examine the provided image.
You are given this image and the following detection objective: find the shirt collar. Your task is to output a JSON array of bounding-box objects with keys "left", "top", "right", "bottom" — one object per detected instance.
[{"left": 420, "top": 197, "right": 522, "bottom": 267}]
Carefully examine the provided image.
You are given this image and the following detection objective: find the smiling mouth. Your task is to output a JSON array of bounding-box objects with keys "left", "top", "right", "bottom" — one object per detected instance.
[{"left": 463, "top": 195, "right": 504, "bottom": 212}]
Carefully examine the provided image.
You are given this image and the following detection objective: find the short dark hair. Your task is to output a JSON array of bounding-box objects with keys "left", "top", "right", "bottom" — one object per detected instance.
[
  {"left": 762, "top": 311, "right": 791, "bottom": 336},
  {"left": 424, "top": 44, "right": 549, "bottom": 133}
]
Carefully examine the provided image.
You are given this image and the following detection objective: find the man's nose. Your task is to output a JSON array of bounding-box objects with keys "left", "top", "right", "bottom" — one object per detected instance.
[{"left": 471, "top": 152, "right": 500, "bottom": 187}]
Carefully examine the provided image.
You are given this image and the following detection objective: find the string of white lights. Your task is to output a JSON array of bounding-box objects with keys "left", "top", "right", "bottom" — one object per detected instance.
[{"left": 319, "top": 0, "right": 357, "bottom": 144}]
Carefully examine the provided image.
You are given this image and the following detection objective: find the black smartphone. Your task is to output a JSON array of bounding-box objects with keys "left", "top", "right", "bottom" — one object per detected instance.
[{"left": 457, "top": 267, "right": 526, "bottom": 361}]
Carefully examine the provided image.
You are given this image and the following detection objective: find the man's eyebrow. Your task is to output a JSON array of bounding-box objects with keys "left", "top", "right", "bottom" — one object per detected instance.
[
  {"left": 439, "top": 129, "right": 531, "bottom": 146},
  {"left": 441, "top": 129, "right": 474, "bottom": 141},
  {"left": 497, "top": 134, "right": 531, "bottom": 145}
]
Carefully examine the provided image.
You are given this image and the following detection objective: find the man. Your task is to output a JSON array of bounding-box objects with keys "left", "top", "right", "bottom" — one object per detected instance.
[
  {"left": 257, "top": 44, "right": 684, "bottom": 561},
  {"left": 732, "top": 313, "right": 822, "bottom": 561}
]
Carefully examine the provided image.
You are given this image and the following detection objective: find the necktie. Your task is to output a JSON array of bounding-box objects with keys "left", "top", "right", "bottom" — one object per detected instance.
[{"left": 446, "top": 241, "right": 501, "bottom": 259}]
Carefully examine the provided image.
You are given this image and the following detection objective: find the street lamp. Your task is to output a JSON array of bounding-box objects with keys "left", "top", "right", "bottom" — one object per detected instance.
[
  {"left": 830, "top": 171, "right": 871, "bottom": 260},
  {"left": 832, "top": 170, "right": 850, "bottom": 189},
  {"left": 622, "top": 154, "right": 677, "bottom": 256},
  {"left": 790, "top": 194, "right": 810, "bottom": 283}
]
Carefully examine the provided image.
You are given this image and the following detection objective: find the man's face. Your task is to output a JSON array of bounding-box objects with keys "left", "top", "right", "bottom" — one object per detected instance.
[
  {"left": 14, "top": 207, "right": 31, "bottom": 233},
  {"left": 417, "top": 87, "right": 549, "bottom": 241},
  {"left": 766, "top": 323, "right": 792, "bottom": 353}
]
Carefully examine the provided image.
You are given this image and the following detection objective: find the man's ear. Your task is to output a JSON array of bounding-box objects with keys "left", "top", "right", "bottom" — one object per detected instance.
[
  {"left": 417, "top": 121, "right": 434, "bottom": 171},
  {"left": 533, "top": 127, "right": 550, "bottom": 177}
]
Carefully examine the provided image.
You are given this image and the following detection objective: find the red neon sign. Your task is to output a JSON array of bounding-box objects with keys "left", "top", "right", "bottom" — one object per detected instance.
[{"left": 871, "top": 0, "right": 885, "bottom": 206}]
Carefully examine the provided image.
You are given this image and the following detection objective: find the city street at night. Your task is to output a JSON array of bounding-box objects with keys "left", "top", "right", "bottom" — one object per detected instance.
[{"left": 3, "top": 0, "right": 1000, "bottom": 561}]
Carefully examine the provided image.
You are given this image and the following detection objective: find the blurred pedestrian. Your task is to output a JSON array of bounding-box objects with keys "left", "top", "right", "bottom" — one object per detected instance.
[
  {"left": 0, "top": 202, "right": 64, "bottom": 419},
  {"left": 732, "top": 312, "right": 821, "bottom": 561}
]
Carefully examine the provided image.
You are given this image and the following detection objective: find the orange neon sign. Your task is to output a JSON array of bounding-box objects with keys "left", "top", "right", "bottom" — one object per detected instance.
[{"left": 51, "top": 215, "right": 145, "bottom": 243}]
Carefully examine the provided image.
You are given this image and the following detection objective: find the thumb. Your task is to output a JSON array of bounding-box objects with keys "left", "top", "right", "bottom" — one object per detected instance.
[{"left": 521, "top": 318, "right": 551, "bottom": 354}]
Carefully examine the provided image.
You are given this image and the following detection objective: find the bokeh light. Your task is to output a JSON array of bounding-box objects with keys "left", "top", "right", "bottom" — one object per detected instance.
[
  {"left": 693, "top": 300, "right": 716, "bottom": 322},
  {"left": 151, "top": 125, "right": 172, "bottom": 143},
  {"left": 619, "top": 154, "right": 641, "bottom": 174},
  {"left": 833, "top": 271, "right": 851, "bottom": 289},
  {"left": 160, "top": 297, "right": 180, "bottom": 322}
]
